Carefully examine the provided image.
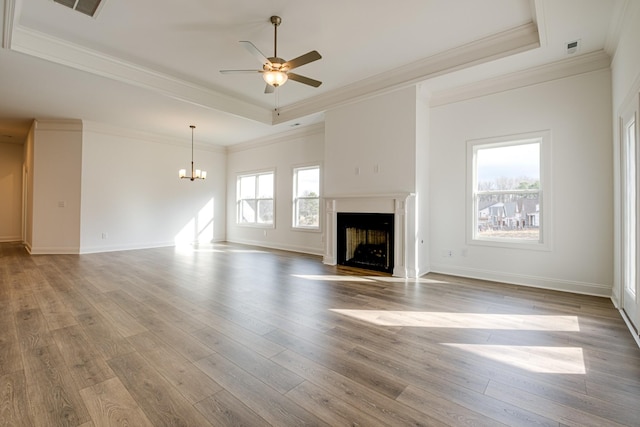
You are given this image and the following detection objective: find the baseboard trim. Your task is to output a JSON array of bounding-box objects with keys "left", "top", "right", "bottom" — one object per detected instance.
[
  {"left": 429, "top": 264, "right": 612, "bottom": 298},
  {"left": 28, "top": 246, "right": 80, "bottom": 255},
  {"left": 226, "top": 238, "right": 323, "bottom": 257},
  {"left": 79, "top": 241, "right": 176, "bottom": 254},
  {"left": 0, "top": 236, "right": 22, "bottom": 243},
  {"left": 619, "top": 309, "right": 640, "bottom": 349}
]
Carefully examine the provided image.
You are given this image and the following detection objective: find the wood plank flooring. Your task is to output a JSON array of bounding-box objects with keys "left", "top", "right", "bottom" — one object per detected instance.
[{"left": 1, "top": 241, "right": 639, "bottom": 426}]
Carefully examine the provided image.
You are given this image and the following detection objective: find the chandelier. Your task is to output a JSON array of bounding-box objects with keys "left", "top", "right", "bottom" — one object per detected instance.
[{"left": 178, "top": 125, "right": 206, "bottom": 181}]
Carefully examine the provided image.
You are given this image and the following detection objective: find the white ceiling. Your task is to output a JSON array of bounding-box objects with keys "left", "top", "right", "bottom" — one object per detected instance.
[{"left": 0, "top": 0, "right": 625, "bottom": 146}]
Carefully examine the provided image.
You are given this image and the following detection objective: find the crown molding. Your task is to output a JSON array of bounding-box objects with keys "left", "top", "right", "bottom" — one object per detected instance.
[
  {"left": 273, "top": 22, "right": 540, "bottom": 124},
  {"left": 10, "top": 25, "right": 273, "bottom": 125},
  {"left": 429, "top": 50, "right": 611, "bottom": 107},
  {"left": 226, "top": 122, "right": 324, "bottom": 154},
  {"left": 34, "top": 118, "right": 82, "bottom": 131},
  {"left": 82, "top": 120, "right": 226, "bottom": 153},
  {"left": 531, "top": 0, "right": 548, "bottom": 49},
  {"left": 2, "top": 0, "right": 15, "bottom": 48},
  {"left": 604, "top": 0, "right": 629, "bottom": 57}
]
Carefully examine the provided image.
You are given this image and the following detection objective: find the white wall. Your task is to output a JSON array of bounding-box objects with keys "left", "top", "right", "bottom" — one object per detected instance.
[
  {"left": 415, "top": 91, "right": 430, "bottom": 275},
  {"left": 430, "top": 69, "right": 613, "bottom": 296},
  {"left": 226, "top": 124, "right": 324, "bottom": 255},
  {"left": 322, "top": 87, "right": 425, "bottom": 277},
  {"left": 611, "top": 0, "right": 640, "bottom": 305},
  {"left": 30, "top": 120, "right": 83, "bottom": 254},
  {"left": 324, "top": 87, "right": 418, "bottom": 196},
  {"left": 80, "top": 122, "right": 226, "bottom": 253},
  {"left": 0, "top": 141, "right": 23, "bottom": 241},
  {"left": 24, "top": 122, "right": 34, "bottom": 248},
  {"left": 611, "top": 1, "right": 640, "bottom": 113}
]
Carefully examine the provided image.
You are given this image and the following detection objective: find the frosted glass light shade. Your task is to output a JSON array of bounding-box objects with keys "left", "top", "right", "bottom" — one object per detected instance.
[{"left": 263, "top": 70, "right": 288, "bottom": 87}]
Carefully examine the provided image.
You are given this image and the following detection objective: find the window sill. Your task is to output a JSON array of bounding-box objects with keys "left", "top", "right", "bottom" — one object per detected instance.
[
  {"left": 291, "top": 226, "right": 321, "bottom": 233},
  {"left": 468, "top": 237, "right": 552, "bottom": 252},
  {"left": 236, "top": 223, "right": 275, "bottom": 229}
]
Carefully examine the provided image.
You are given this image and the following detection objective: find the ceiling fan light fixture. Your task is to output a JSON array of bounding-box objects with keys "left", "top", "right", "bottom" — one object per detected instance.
[
  {"left": 220, "top": 16, "right": 322, "bottom": 91},
  {"left": 263, "top": 70, "right": 288, "bottom": 87}
]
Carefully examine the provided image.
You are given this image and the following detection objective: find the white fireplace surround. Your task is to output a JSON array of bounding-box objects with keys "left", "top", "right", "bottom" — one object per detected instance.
[{"left": 323, "top": 193, "right": 417, "bottom": 278}]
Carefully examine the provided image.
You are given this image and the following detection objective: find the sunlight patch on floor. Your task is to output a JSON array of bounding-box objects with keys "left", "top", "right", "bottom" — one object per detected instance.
[
  {"left": 293, "top": 275, "right": 377, "bottom": 282},
  {"left": 442, "top": 343, "right": 586, "bottom": 374},
  {"left": 363, "top": 277, "right": 450, "bottom": 284},
  {"left": 174, "top": 245, "right": 226, "bottom": 253},
  {"left": 174, "top": 244, "right": 268, "bottom": 254},
  {"left": 329, "top": 310, "right": 580, "bottom": 331}
]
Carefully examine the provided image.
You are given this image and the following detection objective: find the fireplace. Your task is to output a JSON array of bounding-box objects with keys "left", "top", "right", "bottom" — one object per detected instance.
[
  {"left": 337, "top": 212, "right": 394, "bottom": 273},
  {"left": 323, "top": 193, "right": 415, "bottom": 278}
]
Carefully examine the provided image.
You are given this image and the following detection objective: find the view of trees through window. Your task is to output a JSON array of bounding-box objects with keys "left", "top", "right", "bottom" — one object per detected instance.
[
  {"left": 294, "top": 166, "right": 320, "bottom": 228},
  {"left": 237, "top": 172, "right": 274, "bottom": 225},
  {"left": 475, "top": 141, "right": 541, "bottom": 241}
]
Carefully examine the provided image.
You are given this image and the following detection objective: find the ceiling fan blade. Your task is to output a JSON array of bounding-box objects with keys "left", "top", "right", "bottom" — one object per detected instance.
[
  {"left": 264, "top": 84, "right": 275, "bottom": 94},
  {"left": 240, "top": 41, "right": 271, "bottom": 66},
  {"left": 287, "top": 72, "right": 322, "bottom": 88},
  {"left": 284, "top": 51, "right": 321, "bottom": 70},
  {"left": 219, "top": 69, "right": 262, "bottom": 74}
]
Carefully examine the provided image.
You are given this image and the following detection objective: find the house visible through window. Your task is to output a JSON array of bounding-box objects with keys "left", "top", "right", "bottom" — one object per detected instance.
[
  {"left": 237, "top": 171, "right": 274, "bottom": 226},
  {"left": 293, "top": 166, "right": 320, "bottom": 229},
  {"left": 468, "top": 131, "right": 550, "bottom": 248}
]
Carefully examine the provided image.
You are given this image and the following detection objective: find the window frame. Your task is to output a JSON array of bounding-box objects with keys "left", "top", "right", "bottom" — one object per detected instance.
[
  {"left": 292, "top": 164, "right": 321, "bottom": 231},
  {"left": 466, "top": 130, "right": 552, "bottom": 251},
  {"left": 236, "top": 169, "right": 275, "bottom": 228}
]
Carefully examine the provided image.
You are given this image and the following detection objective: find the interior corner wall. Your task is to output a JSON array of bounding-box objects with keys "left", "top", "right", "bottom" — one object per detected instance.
[
  {"left": 415, "top": 91, "right": 430, "bottom": 275},
  {"left": 611, "top": 1, "right": 640, "bottom": 113},
  {"left": 226, "top": 125, "right": 325, "bottom": 255},
  {"left": 80, "top": 122, "right": 226, "bottom": 253},
  {"left": 24, "top": 122, "right": 35, "bottom": 250},
  {"left": 30, "top": 120, "right": 83, "bottom": 254},
  {"left": 610, "top": 0, "right": 640, "bottom": 305},
  {"left": 324, "top": 87, "right": 418, "bottom": 196},
  {"left": 0, "top": 141, "right": 24, "bottom": 242},
  {"left": 429, "top": 69, "right": 613, "bottom": 296}
]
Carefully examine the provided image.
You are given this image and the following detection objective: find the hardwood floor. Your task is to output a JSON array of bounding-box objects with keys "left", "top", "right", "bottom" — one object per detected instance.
[{"left": 1, "top": 241, "right": 639, "bottom": 426}]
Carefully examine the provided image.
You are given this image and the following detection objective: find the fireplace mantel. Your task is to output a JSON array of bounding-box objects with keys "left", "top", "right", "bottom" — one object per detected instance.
[{"left": 323, "top": 192, "right": 416, "bottom": 278}]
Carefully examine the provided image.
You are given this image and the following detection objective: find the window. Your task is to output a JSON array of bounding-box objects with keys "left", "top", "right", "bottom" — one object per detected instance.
[
  {"left": 468, "top": 131, "right": 550, "bottom": 249},
  {"left": 237, "top": 171, "right": 274, "bottom": 226},
  {"left": 293, "top": 166, "right": 320, "bottom": 229}
]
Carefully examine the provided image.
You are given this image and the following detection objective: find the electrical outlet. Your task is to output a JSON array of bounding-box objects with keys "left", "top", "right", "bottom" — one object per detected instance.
[{"left": 101, "top": 232, "right": 108, "bottom": 239}]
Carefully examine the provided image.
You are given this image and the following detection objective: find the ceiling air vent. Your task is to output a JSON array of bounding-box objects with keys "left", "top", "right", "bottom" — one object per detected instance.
[
  {"left": 566, "top": 40, "right": 580, "bottom": 55},
  {"left": 53, "top": 0, "right": 103, "bottom": 17}
]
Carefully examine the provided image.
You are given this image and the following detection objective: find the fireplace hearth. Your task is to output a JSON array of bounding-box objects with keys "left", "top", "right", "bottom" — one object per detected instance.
[{"left": 337, "top": 212, "right": 394, "bottom": 273}]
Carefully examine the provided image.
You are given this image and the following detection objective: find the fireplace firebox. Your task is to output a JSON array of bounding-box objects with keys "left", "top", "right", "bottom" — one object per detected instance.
[{"left": 337, "top": 212, "right": 394, "bottom": 273}]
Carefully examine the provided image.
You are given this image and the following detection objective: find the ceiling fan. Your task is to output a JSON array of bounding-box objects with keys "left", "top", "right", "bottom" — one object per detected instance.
[{"left": 220, "top": 16, "right": 322, "bottom": 94}]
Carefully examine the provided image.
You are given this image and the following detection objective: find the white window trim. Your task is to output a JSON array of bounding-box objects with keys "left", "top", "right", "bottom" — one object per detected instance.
[
  {"left": 292, "top": 164, "right": 322, "bottom": 232},
  {"left": 236, "top": 169, "right": 276, "bottom": 228},
  {"left": 466, "top": 130, "right": 552, "bottom": 251}
]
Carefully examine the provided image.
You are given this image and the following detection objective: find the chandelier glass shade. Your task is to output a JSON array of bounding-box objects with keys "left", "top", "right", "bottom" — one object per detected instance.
[{"left": 179, "top": 125, "right": 206, "bottom": 181}]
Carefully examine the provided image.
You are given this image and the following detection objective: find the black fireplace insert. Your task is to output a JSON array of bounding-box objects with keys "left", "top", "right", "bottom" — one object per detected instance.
[{"left": 337, "top": 212, "right": 394, "bottom": 273}]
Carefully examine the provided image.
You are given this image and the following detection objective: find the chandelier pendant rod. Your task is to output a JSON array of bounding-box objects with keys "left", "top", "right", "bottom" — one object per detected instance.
[
  {"left": 190, "top": 125, "right": 195, "bottom": 180},
  {"left": 179, "top": 124, "right": 206, "bottom": 181}
]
